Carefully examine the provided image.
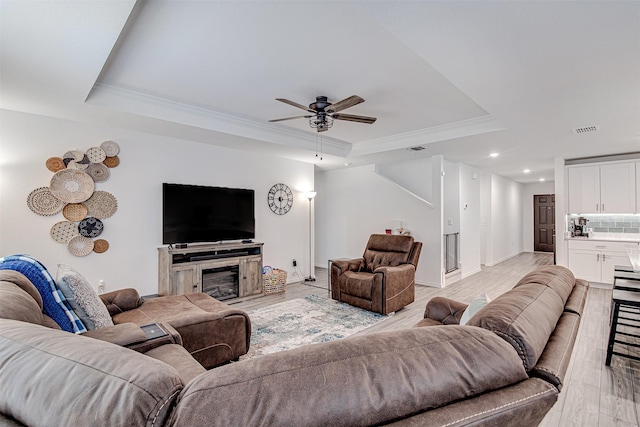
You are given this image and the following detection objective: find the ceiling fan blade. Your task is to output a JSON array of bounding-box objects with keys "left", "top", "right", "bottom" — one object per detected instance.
[
  {"left": 269, "top": 115, "right": 312, "bottom": 123},
  {"left": 325, "top": 95, "right": 364, "bottom": 113},
  {"left": 275, "top": 98, "right": 316, "bottom": 113},
  {"left": 332, "top": 113, "right": 377, "bottom": 124}
]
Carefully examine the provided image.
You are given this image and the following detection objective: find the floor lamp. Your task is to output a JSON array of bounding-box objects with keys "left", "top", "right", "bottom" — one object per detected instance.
[{"left": 305, "top": 191, "right": 317, "bottom": 282}]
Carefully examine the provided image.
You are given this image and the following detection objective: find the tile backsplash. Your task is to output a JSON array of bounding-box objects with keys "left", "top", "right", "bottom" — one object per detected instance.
[{"left": 568, "top": 214, "right": 640, "bottom": 233}]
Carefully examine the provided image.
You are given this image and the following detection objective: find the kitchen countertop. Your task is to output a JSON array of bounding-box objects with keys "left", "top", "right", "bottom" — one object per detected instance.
[{"left": 566, "top": 233, "right": 640, "bottom": 243}]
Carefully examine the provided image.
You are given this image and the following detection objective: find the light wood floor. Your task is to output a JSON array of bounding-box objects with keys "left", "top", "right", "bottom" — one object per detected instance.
[{"left": 232, "top": 253, "right": 640, "bottom": 426}]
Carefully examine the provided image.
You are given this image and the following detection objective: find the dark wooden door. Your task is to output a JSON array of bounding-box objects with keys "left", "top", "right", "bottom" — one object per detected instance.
[{"left": 534, "top": 194, "right": 555, "bottom": 252}]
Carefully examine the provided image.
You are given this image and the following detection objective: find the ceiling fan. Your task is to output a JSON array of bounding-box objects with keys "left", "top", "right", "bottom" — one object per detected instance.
[{"left": 269, "top": 95, "right": 377, "bottom": 132}]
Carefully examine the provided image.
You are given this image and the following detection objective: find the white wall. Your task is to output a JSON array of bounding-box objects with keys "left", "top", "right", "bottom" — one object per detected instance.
[
  {"left": 484, "top": 173, "right": 524, "bottom": 266},
  {"left": 0, "top": 109, "right": 314, "bottom": 295},
  {"left": 443, "top": 160, "right": 460, "bottom": 236},
  {"left": 521, "top": 181, "right": 555, "bottom": 252},
  {"left": 459, "top": 163, "right": 482, "bottom": 278},
  {"left": 315, "top": 158, "right": 443, "bottom": 287}
]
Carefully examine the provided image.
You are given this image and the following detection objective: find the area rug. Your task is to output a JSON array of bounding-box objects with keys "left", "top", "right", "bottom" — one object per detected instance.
[{"left": 242, "top": 294, "right": 387, "bottom": 360}]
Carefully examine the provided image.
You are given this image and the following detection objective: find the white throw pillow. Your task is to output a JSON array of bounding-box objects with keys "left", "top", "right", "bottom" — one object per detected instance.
[
  {"left": 460, "top": 292, "right": 491, "bottom": 325},
  {"left": 56, "top": 264, "right": 114, "bottom": 330}
]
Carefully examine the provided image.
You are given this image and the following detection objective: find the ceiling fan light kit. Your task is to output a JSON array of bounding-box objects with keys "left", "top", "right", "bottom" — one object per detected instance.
[{"left": 270, "top": 95, "right": 377, "bottom": 132}]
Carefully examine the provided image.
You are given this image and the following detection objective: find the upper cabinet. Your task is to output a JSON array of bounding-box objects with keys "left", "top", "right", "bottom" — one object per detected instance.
[{"left": 567, "top": 162, "right": 637, "bottom": 214}]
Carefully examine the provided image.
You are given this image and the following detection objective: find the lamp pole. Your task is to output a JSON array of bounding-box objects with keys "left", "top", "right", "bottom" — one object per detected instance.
[{"left": 306, "top": 191, "right": 317, "bottom": 282}]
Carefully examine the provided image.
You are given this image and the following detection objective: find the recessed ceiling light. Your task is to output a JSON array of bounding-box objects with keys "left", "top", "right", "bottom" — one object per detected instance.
[
  {"left": 539, "top": 178, "right": 545, "bottom": 182},
  {"left": 523, "top": 169, "right": 531, "bottom": 174},
  {"left": 489, "top": 152, "right": 500, "bottom": 158}
]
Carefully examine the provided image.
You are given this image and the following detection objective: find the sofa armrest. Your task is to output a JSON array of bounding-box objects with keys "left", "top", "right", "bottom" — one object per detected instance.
[
  {"left": 81, "top": 322, "right": 148, "bottom": 347},
  {"left": 374, "top": 264, "right": 415, "bottom": 291},
  {"left": 81, "top": 322, "right": 178, "bottom": 353},
  {"left": 422, "top": 296, "right": 468, "bottom": 325},
  {"left": 99, "top": 288, "right": 143, "bottom": 316}
]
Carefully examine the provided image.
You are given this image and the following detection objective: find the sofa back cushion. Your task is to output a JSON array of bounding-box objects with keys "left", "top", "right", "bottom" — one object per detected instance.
[
  {"left": 0, "top": 255, "right": 85, "bottom": 333},
  {"left": 171, "top": 326, "right": 527, "bottom": 426},
  {"left": 0, "top": 272, "right": 46, "bottom": 326},
  {"left": 467, "top": 266, "right": 576, "bottom": 371},
  {"left": 363, "top": 234, "right": 414, "bottom": 272},
  {"left": 0, "top": 319, "right": 183, "bottom": 427}
]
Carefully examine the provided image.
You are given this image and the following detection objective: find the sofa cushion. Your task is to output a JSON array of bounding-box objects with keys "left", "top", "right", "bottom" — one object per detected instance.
[
  {"left": 171, "top": 326, "right": 528, "bottom": 426},
  {"left": 0, "top": 319, "right": 183, "bottom": 427},
  {"left": 467, "top": 281, "right": 568, "bottom": 371},
  {"left": 0, "top": 255, "right": 85, "bottom": 333},
  {"left": 513, "top": 265, "right": 575, "bottom": 304},
  {"left": 56, "top": 264, "right": 113, "bottom": 330}
]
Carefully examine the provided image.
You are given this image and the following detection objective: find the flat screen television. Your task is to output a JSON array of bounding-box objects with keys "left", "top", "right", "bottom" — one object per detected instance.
[{"left": 162, "top": 183, "right": 255, "bottom": 245}]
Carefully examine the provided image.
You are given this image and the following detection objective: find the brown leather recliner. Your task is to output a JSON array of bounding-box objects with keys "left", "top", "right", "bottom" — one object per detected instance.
[{"left": 331, "top": 234, "right": 422, "bottom": 314}]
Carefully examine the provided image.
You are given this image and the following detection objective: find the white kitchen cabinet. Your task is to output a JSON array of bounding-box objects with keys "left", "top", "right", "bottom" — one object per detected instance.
[
  {"left": 567, "top": 240, "right": 635, "bottom": 284},
  {"left": 567, "top": 162, "right": 636, "bottom": 214}
]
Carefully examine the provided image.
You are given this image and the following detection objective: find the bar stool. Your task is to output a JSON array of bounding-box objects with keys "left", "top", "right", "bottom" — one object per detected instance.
[{"left": 606, "top": 289, "right": 640, "bottom": 366}]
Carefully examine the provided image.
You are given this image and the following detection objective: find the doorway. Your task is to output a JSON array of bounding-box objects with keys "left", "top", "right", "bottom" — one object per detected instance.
[{"left": 534, "top": 194, "right": 555, "bottom": 253}]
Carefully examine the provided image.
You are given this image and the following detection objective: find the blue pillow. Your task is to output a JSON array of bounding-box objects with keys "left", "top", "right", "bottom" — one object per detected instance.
[{"left": 0, "top": 255, "right": 86, "bottom": 333}]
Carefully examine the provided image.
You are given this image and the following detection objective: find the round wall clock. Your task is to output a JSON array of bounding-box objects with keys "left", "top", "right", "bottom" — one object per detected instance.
[{"left": 268, "top": 183, "right": 293, "bottom": 215}]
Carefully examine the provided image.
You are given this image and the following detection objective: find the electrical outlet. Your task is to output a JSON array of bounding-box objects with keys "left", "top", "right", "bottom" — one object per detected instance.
[{"left": 292, "top": 259, "right": 297, "bottom": 267}]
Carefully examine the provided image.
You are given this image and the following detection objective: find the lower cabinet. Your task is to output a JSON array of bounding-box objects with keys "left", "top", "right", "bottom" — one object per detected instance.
[{"left": 567, "top": 240, "right": 636, "bottom": 284}]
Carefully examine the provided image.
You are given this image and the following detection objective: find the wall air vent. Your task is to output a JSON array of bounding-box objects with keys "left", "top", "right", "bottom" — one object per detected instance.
[
  {"left": 572, "top": 125, "right": 600, "bottom": 134},
  {"left": 408, "top": 146, "right": 426, "bottom": 151}
]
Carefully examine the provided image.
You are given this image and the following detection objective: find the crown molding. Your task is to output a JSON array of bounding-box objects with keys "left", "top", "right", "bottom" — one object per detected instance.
[
  {"left": 350, "top": 115, "right": 505, "bottom": 157},
  {"left": 86, "top": 83, "right": 352, "bottom": 157}
]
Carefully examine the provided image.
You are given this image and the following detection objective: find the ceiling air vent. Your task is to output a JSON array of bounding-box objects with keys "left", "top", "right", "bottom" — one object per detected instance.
[
  {"left": 572, "top": 125, "right": 600, "bottom": 134},
  {"left": 408, "top": 146, "right": 426, "bottom": 151}
]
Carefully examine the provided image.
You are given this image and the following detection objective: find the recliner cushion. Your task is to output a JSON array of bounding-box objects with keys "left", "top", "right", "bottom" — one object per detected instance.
[
  {"left": 342, "top": 271, "right": 378, "bottom": 300},
  {"left": 363, "top": 234, "right": 414, "bottom": 272}
]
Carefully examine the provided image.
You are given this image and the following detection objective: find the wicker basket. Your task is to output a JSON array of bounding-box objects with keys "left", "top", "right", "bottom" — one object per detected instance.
[{"left": 263, "top": 268, "right": 287, "bottom": 295}]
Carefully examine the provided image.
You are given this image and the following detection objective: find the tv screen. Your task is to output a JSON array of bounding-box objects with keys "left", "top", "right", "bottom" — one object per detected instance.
[{"left": 163, "top": 183, "right": 255, "bottom": 244}]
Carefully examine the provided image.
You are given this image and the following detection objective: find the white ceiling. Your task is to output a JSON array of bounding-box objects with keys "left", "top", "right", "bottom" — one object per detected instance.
[{"left": 2, "top": 0, "right": 639, "bottom": 183}]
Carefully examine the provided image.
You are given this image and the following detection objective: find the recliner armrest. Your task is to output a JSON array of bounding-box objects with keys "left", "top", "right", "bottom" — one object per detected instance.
[
  {"left": 100, "top": 288, "right": 142, "bottom": 316},
  {"left": 422, "top": 296, "right": 468, "bottom": 325},
  {"left": 332, "top": 258, "right": 364, "bottom": 272}
]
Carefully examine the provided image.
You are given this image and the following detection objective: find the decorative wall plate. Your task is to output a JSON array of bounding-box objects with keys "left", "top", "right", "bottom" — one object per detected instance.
[
  {"left": 100, "top": 140, "right": 120, "bottom": 157},
  {"left": 86, "top": 147, "right": 107, "bottom": 163},
  {"left": 27, "top": 187, "right": 64, "bottom": 216},
  {"left": 50, "top": 221, "right": 79, "bottom": 243},
  {"left": 62, "top": 203, "right": 88, "bottom": 222},
  {"left": 68, "top": 235, "right": 94, "bottom": 257},
  {"left": 78, "top": 217, "right": 104, "bottom": 238},
  {"left": 63, "top": 151, "right": 90, "bottom": 170},
  {"left": 86, "top": 163, "right": 110, "bottom": 183},
  {"left": 93, "top": 239, "right": 109, "bottom": 253},
  {"left": 49, "top": 169, "right": 94, "bottom": 203},
  {"left": 83, "top": 191, "right": 117, "bottom": 219},
  {"left": 103, "top": 156, "right": 120, "bottom": 168},
  {"left": 45, "top": 157, "right": 66, "bottom": 173}
]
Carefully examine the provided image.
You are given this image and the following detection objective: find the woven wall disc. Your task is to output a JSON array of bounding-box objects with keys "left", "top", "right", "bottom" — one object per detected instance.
[
  {"left": 103, "top": 156, "right": 120, "bottom": 168},
  {"left": 93, "top": 239, "right": 109, "bottom": 253},
  {"left": 27, "top": 187, "right": 64, "bottom": 216},
  {"left": 45, "top": 157, "right": 65, "bottom": 173},
  {"left": 86, "top": 147, "right": 107, "bottom": 163},
  {"left": 62, "top": 203, "right": 88, "bottom": 222},
  {"left": 100, "top": 140, "right": 120, "bottom": 157},
  {"left": 68, "top": 235, "right": 94, "bottom": 257},
  {"left": 78, "top": 217, "right": 104, "bottom": 238},
  {"left": 84, "top": 191, "right": 117, "bottom": 219},
  {"left": 49, "top": 169, "right": 94, "bottom": 203},
  {"left": 86, "top": 163, "right": 110, "bottom": 183},
  {"left": 50, "top": 221, "right": 79, "bottom": 243}
]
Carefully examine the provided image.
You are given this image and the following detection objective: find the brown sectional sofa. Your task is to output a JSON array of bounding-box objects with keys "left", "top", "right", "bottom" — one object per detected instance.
[{"left": 0, "top": 264, "right": 587, "bottom": 426}]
